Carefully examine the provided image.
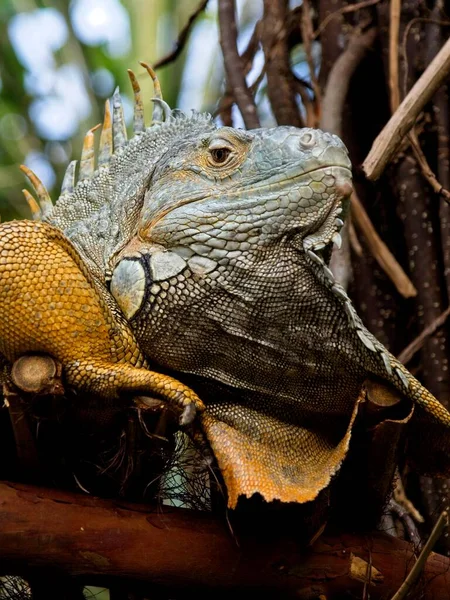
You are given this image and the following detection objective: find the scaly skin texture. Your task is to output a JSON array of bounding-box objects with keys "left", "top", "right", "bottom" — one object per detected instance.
[
  {"left": 0, "top": 220, "right": 204, "bottom": 419},
  {"left": 2, "top": 83, "right": 450, "bottom": 508}
]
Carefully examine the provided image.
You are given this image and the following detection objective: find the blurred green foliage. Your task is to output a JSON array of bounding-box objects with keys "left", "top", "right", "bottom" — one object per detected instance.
[{"left": 0, "top": 0, "right": 222, "bottom": 221}]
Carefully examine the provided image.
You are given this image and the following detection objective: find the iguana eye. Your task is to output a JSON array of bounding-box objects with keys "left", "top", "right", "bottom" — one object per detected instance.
[{"left": 209, "top": 147, "right": 232, "bottom": 165}]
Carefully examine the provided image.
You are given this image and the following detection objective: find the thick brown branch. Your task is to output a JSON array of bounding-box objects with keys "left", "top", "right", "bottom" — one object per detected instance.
[
  {"left": 215, "top": 19, "right": 262, "bottom": 124},
  {"left": 262, "top": 0, "right": 302, "bottom": 127},
  {"left": 1, "top": 481, "right": 450, "bottom": 598},
  {"left": 218, "top": 0, "right": 260, "bottom": 129},
  {"left": 363, "top": 37, "right": 450, "bottom": 180},
  {"left": 153, "top": 0, "right": 209, "bottom": 69}
]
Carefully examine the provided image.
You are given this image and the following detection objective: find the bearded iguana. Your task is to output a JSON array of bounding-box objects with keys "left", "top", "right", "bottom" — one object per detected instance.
[{"left": 1, "top": 65, "right": 449, "bottom": 508}]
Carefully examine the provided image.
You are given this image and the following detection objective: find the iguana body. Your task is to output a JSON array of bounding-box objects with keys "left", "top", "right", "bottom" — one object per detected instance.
[{"left": 1, "top": 69, "right": 449, "bottom": 507}]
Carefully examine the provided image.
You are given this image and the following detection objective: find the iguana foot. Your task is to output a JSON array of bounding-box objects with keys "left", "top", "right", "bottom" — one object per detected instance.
[{"left": 65, "top": 360, "right": 205, "bottom": 425}]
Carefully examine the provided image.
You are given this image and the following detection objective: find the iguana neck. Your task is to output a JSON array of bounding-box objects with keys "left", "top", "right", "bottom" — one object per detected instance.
[{"left": 126, "top": 241, "right": 368, "bottom": 419}]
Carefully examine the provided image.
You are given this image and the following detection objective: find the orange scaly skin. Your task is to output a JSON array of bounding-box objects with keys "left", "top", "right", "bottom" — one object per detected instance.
[{"left": 0, "top": 220, "right": 204, "bottom": 417}]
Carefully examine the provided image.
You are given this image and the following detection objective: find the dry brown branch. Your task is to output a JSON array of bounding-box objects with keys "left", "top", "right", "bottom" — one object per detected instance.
[
  {"left": 262, "top": 0, "right": 302, "bottom": 127},
  {"left": 321, "top": 27, "right": 377, "bottom": 135},
  {"left": 313, "top": 0, "right": 381, "bottom": 39},
  {"left": 388, "top": 0, "right": 401, "bottom": 113},
  {"left": 1, "top": 481, "right": 450, "bottom": 598},
  {"left": 153, "top": 0, "right": 209, "bottom": 69},
  {"left": 362, "top": 37, "right": 450, "bottom": 180},
  {"left": 351, "top": 192, "right": 417, "bottom": 298},
  {"left": 218, "top": 0, "right": 260, "bottom": 129},
  {"left": 397, "top": 306, "right": 450, "bottom": 364},
  {"left": 390, "top": 511, "right": 449, "bottom": 600}
]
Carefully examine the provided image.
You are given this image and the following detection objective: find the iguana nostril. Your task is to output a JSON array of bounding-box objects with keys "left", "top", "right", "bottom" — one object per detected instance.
[{"left": 299, "top": 132, "right": 315, "bottom": 148}]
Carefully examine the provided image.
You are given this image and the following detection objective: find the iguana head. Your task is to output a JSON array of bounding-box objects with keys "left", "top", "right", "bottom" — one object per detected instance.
[
  {"left": 21, "top": 66, "right": 352, "bottom": 281},
  {"left": 138, "top": 125, "right": 352, "bottom": 256}
]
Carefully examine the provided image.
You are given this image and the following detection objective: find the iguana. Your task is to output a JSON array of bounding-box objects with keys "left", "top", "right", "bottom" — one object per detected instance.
[{"left": 1, "top": 65, "right": 449, "bottom": 508}]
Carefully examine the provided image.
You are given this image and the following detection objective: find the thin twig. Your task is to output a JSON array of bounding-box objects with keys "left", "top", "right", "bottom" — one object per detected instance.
[
  {"left": 351, "top": 191, "right": 417, "bottom": 298},
  {"left": 401, "top": 17, "right": 450, "bottom": 99},
  {"left": 389, "top": 0, "right": 401, "bottom": 113},
  {"left": 215, "top": 67, "right": 266, "bottom": 119},
  {"left": 313, "top": 0, "right": 381, "bottom": 39},
  {"left": 362, "top": 37, "right": 450, "bottom": 180},
  {"left": 390, "top": 511, "right": 449, "bottom": 600},
  {"left": 218, "top": 0, "right": 260, "bottom": 129},
  {"left": 301, "top": 0, "right": 321, "bottom": 125},
  {"left": 397, "top": 306, "right": 450, "bottom": 364},
  {"left": 348, "top": 218, "right": 363, "bottom": 256},
  {"left": 153, "top": 0, "right": 209, "bottom": 69},
  {"left": 294, "top": 80, "right": 316, "bottom": 128},
  {"left": 321, "top": 27, "right": 377, "bottom": 135},
  {"left": 388, "top": 499, "right": 422, "bottom": 548},
  {"left": 393, "top": 470, "right": 424, "bottom": 524},
  {"left": 293, "top": 73, "right": 314, "bottom": 91},
  {"left": 408, "top": 129, "right": 450, "bottom": 204}
]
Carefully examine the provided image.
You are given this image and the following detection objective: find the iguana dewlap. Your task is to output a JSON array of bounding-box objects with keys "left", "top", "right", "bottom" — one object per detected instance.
[{"left": 2, "top": 67, "right": 450, "bottom": 508}]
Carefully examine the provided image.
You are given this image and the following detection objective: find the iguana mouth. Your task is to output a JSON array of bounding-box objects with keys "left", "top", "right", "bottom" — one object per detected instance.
[
  {"left": 247, "top": 164, "right": 352, "bottom": 192},
  {"left": 302, "top": 170, "right": 353, "bottom": 253},
  {"left": 142, "top": 164, "right": 352, "bottom": 237}
]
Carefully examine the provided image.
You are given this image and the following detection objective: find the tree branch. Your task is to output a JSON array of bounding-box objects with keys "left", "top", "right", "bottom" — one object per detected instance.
[
  {"left": 398, "top": 306, "right": 450, "bottom": 364},
  {"left": 262, "top": 0, "right": 302, "bottom": 127},
  {"left": 388, "top": 0, "right": 401, "bottom": 113},
  {"left": 1, "top": 481, "right": 450, "bottom": 598},
  {"left": 153, "top": 0, "right": 209, "bottom": 69},
  {"left": 218, "top": 0, "right": 260, "bottom": 129},
  {"left": 363, "top": 36, "right": 450, "bottom": 180},
  {"left": 321, "top": 27, "right": 377, "bottom": 136}
]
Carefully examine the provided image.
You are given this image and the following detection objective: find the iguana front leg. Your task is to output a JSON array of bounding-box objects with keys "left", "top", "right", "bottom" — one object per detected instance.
[{"left": 0, "top": 220, "right": 204, "bottom": 424}]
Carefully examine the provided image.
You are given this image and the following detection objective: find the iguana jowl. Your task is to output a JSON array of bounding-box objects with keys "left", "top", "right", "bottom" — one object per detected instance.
[{"left": 1, "top": 66, "right": 449, "bottom": 508}]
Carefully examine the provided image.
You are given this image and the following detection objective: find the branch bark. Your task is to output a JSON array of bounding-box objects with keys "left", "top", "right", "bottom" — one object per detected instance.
[
  {"left": 218, "top": 0, "right": 260, "bottom": 129},
  {"left": 262, "top": 0, "right": 302, "bottom": 127},
  {"left": 1, "top": 481, "right": 450, "bottom": 599},
  {"left": 321, "top": 27, "right": 377, "bottom": 136},
  {"left": 362, "top": 36, "right": 450, "bottom": 180}
]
